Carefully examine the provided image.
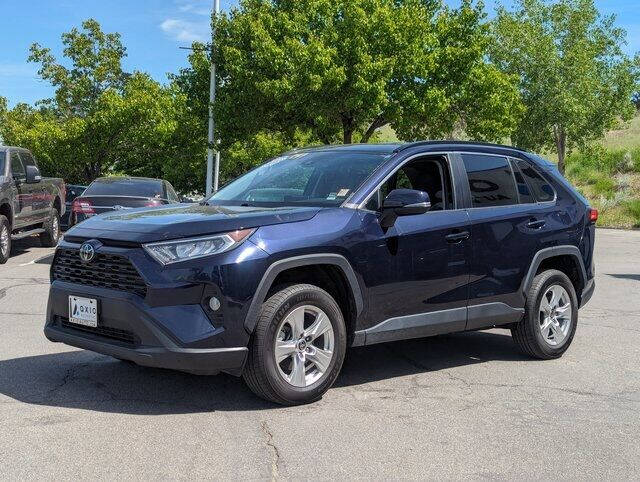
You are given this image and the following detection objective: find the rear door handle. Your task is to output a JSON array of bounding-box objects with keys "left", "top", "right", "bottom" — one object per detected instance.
[
  {"left": 526, "top": 219, "right": 546, "bottom": 229},
  {"left": 445, "top": 231, "right": 470, "bottom": 243}
]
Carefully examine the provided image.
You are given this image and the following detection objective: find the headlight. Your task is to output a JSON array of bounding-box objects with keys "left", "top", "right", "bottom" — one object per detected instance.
[{"left": 143, "top": 229, "right": 255, "bottom": 265}]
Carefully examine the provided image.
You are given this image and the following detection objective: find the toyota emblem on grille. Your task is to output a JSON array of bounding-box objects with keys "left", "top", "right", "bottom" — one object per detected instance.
[{"left": 79, "top": 243, "right": 95, "bottom": 263}]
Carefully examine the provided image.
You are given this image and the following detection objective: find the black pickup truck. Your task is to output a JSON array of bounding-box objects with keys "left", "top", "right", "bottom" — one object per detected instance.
[{"left": 0, "top": 146, "right": 66, "bottom": 263}]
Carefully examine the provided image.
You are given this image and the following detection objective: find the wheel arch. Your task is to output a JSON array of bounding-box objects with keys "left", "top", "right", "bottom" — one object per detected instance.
[
  {"left": 0, "top": 201, "right": 12, "bottom": 227},
  {"left": 52, "top": 195, "right": 62, "bottom": 213},
  {"left": 521, "top": 246, "right": 587, "bottom": 303},
  {"left": 243, "top": 254, "right": 364, "bottom": 337}
]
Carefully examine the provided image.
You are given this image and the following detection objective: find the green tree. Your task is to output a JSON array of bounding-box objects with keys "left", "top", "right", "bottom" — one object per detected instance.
[
  {"left": 168, "top": 45, "right": 307, "bottom": 193},
  {"left": 208, "top": 0, "right": 521, "bottom": 146},
  {"left": 1, "top": 20, "right": 182, "bottom": 185},
  {"left": 491, "top": 0, "right": 639, "bottom": 173},
  {"left": 29, "top": 18, "right": 127, "bottom": 117}
]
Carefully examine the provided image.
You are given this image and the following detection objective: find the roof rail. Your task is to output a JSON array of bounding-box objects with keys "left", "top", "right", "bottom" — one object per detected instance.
[{"left": 395, "top": 140, "right": 528, "bottom": 153}]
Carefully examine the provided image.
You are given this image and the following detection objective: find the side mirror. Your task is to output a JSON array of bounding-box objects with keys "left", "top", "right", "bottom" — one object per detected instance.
[
  {"left": 380, "top": 188, "right": 430, "bottom": 229},
  {"left": 25, "top": 165, "right": 42, "bottom": 184}
]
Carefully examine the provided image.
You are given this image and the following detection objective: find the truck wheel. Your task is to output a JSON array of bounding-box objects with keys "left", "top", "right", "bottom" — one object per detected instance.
[
  {"left": 0, "top": 215, "right": 11, "bottom": 264},
  {"left": 40, "top": 208, "right": 60, "bottom": 247},
  {"left": 243, "top": 284, "right": 347, "bottom": 405},
  {"left": 511, "top": 269, "right": 578, "bottom": 359}
]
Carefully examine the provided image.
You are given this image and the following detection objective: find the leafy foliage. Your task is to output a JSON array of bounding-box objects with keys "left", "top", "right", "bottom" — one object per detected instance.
[
  {"left": 1, "top": 21, "right": 180, "bottom": 185},
  {"left": 208, "top": 0, "right": 521, "bottom": 146},
  {"left": 491, "top": 0, "right": 640, "bottom": 173}
]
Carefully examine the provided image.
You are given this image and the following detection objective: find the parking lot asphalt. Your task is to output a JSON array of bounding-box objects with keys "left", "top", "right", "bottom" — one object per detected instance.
[{"left": 0, "top": 229, "right": 639, "bottom": 480}]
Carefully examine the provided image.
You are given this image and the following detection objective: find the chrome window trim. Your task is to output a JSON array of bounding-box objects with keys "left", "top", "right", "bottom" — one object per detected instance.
[
  {"left": 460, "top": 151, "right": 557, "bottom": 210},
  {"left": 345, "top": 149, "right": 558, "bottom": 212}
]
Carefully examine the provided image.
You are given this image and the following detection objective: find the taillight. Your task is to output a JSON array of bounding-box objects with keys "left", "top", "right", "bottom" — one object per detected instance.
[
  {"left": 72, "top": 198, "right": 95, "bottom": 214},
  {"left": 588, "top": 208, "right": 598, "bottom": 223},
  {"left": 144, "top": 199, "right": 163, "bottom": 207}
]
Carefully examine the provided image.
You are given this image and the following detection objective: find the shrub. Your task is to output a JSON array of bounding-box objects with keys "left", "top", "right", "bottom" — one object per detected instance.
[
  {"left": 593, "top": 177, "right": 615, "bottom": 197},
  {"left": 615, "top": 173, "right": 633, "bottom": 191},
  {"left": 567, "top": 145, "right": 639, "bottom": 175},
  {"left": 631, "top": 147, "right": 640, "bottom": 173},
  {"left": 626, "top": 199, "right": 640, "bottom": 227}
]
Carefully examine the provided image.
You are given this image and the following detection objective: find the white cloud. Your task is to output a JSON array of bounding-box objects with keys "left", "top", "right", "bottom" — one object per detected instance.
[
  {"left": 160, "top": 18, "right": 210, "bottom": 43},
  {"left": 178, "top": 1, "right": 211, "bottom": 16}
]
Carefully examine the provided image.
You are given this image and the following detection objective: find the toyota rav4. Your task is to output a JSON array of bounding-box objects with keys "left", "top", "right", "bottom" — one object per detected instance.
[{"left": 45, "top": 142, "right": 596, "bottom": 405}]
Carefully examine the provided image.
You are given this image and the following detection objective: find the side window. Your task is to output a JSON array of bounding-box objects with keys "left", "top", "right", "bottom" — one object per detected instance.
[
  {"left": 19, "top": 151, "right": 36, "bottom": 167},
  {"left": 462, "top": 154, "right": 518, "bottom": 208},
  {"left": 395, "top": 170, "right": 412, "bottom": 190},
  {"left": 10, "top": 152, "right": 25, "bottom": 180},
  {"left": 517, "top": 160, "right": 555, "bottom": 202},
  {"left": 166, "top": 182, "right": 179, "bottom": 202},
  {"left": 510, "top": 159, "right": 535, "bottom": 204},
  {"left": 365, "top": 156, "right": 453, "bottom": 211}
]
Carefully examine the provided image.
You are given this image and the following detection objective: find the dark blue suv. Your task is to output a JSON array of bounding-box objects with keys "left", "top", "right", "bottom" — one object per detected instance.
[{"left": 45, "top": 142, "right": 596, "bottom": 405}]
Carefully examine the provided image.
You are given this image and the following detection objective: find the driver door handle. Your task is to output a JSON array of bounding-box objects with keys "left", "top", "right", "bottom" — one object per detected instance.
[{"left": 445, "top": 231, "right": 470, "bottom": 243}]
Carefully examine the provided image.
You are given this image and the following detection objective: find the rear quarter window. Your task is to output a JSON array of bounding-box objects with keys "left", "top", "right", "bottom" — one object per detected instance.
[
  {"left": 517, "top": 160, "right": 555, "bottom": 202},
  {"left": 462, "top": 154, "right": 518, "bottom": 208}
]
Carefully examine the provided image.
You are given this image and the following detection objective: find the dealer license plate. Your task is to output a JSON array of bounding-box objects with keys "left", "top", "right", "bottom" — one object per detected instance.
[{"left": 68, "top": 296, "right": 98, "bottom": 327}]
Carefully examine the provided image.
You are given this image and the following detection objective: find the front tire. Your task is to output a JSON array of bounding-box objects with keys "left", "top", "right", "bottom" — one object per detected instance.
[
  {"left": 243, "top": 284, "right": 347, "bottom": 405},
  {"left": 511, "top": 269, "right": 579, "bottom": 359},
  {"left": 39, "top": 208, "right": 60, "bottom": 247},
  {"left": 0, "top": 215, "right": 11, "bottom": 264}
]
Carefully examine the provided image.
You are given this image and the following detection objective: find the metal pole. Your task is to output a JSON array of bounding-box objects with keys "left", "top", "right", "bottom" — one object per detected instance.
[{"left": 206, "top": 0, "right": 220, "bottom": 196}]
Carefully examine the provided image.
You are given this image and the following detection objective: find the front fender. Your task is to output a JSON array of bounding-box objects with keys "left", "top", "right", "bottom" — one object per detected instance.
[{"left": 242, "top": 253, "right": 364, "bottom": 334}]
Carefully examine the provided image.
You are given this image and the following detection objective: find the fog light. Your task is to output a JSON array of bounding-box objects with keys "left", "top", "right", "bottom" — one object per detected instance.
[{"left": 208, "top": 297, "right": 221, "bottom": 311}]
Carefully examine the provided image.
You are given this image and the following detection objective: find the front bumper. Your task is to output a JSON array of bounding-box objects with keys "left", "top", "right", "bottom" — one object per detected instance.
[
  {"left": 44, "top": 235, "right": 272, "bottom": 375},
  {"left": 45, "top": 281, "right": 249, "bottom": 376},
  {"left": 45, "top": 324, "right": 247, "bottom": 375}
]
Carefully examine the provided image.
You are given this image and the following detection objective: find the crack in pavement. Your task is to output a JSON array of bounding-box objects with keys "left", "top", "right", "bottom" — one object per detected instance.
[
  {"left": 0, "top": 279, "right": 50, "bottom": 301},
  {"left": 261, "top": 421, "right": 283, "bottom": 481},
  {"left": 387, "top": 350, "right": 639, "bottom": 404}
]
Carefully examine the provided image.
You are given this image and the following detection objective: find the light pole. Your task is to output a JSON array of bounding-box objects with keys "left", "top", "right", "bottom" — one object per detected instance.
[{"left": 206, "top": 0, "right": 221, "bottom": 196}]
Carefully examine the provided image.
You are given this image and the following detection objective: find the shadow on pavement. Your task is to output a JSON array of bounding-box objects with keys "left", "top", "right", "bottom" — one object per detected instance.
[
  {"left": 8, "top": 237, "right": 44, "bottom": 257},
  {"left": 0, "top": 330, "right": 526, "bottom": 414},
  {"left": 607, "top": 273, "right": 640, "bottom": 282},
  {"left": 34, "top": 253, "right": 54, "bottom": 264}
]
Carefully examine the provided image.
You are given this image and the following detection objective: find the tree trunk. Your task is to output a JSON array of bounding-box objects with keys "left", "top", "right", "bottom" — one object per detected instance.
[
  {"left": 553, "top": 125, "right": 567, "bottom": 175},
  {"left": 342, "top": 116, "right": 354, "bottom": 144},
  {"left": 361, "top": 115, "right": 387, "bottom": 143}
]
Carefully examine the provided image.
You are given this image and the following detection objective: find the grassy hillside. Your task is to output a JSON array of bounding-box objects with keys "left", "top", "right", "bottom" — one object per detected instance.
[{"left": 565, "top": 115, "right": 640, "bottom": 229}]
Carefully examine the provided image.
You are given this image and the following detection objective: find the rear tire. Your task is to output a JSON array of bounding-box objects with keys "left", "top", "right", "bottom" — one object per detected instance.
[
  {"left": 39, "top": 208, "right": 60, "bottom": 247},
  {"left": 0, "top": 215, "right": 11, "bottom": 264},
  {"left": 243, "top": 284, "right": 347, "bottom": 405},
  {"left": 511, "top": 269, "right": 578, "bottom": 359}
]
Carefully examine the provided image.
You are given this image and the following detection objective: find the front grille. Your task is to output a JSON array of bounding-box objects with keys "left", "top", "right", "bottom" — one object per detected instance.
[
  {"left": 52, "top": 248, "right": 147, "bottom": 298},
  {"left": 59, "top": 316, "right": 139, "bottom": 345}
]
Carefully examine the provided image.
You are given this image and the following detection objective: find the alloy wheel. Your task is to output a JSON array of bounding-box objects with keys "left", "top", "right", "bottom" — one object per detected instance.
[
  {"left": 52, "top": 215, "right": 59, "bottom": 241},
  {"left": 274, "top": 305, "right": 335, "bottom": 388},
  {"left": 538, "top": 284, "right": 572, "bottom": 346},
  {"left": 0, "top": 225, "right": 8, "bottom": 257}
]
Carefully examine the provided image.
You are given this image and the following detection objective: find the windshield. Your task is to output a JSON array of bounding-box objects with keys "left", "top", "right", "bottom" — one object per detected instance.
[
  {"left": 85, "top": 178, "right": 164, "bottom": 198},
  {"left": 208, "top": 150, "right": 390, "bottom": 207}
]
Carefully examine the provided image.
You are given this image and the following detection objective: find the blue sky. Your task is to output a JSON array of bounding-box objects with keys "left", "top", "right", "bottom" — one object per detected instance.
[{"left": 1, "top": 0, "right": 638, "bottom": 107}]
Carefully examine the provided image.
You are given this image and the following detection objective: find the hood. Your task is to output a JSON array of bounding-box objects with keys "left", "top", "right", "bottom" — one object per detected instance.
[{"left": 65, "top": 203, "right": 322, "bottom": 243}]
